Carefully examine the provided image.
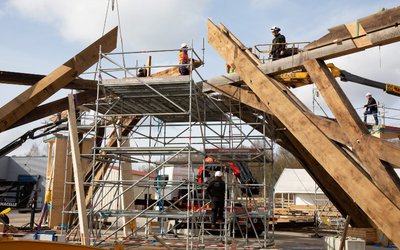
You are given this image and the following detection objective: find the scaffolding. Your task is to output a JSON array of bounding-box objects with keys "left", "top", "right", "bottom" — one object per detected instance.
[{"left": 60, "top": 46, "right": 277, "bottom": 249}]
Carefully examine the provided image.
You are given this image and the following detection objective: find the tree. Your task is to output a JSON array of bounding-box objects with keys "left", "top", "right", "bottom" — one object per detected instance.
[{"left": 26, "top": 142, "right": 40, "bottom": 156}]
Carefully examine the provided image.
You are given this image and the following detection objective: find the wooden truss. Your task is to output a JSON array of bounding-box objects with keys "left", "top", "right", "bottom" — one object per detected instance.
[{"left": 207, "top": 9, "right": 400, "bottom": 245}]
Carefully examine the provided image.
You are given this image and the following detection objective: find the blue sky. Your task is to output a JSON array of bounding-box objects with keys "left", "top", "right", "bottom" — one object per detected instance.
[{"left": 0, "top": 0, "right": 400, "bottom": 155}]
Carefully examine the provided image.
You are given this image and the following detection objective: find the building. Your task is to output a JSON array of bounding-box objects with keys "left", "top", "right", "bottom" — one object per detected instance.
[{"left": 0, "top": 156, "right": 47, "bottom": 209}]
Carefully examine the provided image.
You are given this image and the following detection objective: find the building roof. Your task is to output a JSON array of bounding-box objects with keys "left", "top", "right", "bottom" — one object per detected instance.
[{"left": 275, "top": 168, "right": 323, "bottom": 194}]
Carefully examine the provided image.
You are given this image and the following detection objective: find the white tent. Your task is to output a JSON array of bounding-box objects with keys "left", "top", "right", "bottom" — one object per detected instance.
[
  {"left": 275, "top": 168, "right": 400, "bottom": 206},
  {"left": 275, "top": 168, "right": 328, "bottom": 206}
]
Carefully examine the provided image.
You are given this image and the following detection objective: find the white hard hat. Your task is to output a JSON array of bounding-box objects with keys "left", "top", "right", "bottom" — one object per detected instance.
[
  {"left": 215, "top": 171, "right": 223, "bottom": 177},
  {"left": 271, "top": 26, "right": 280, "bottom": 32},
  {"left": 366, "top": 92, "right": 372, "bottom": 97},
  {"left": 181, "top": 43, "right": 188, "bottom": 48}
]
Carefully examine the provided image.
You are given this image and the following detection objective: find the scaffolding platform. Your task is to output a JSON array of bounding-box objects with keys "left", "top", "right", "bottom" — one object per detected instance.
[{"left": 85, "top": 76, "right": 231, "bottom": 122}]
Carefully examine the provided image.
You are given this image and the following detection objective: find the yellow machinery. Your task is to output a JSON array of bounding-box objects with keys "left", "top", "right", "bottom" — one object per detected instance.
[{"left": 276, "top": 63, "right": 400, "bottom": 97}]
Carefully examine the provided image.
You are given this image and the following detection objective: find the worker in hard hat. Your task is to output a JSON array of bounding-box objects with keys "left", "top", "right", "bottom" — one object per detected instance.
[
  {"left": 179, "top": 43, "right": 190, "bottom": 75},
  {"left": 206, "top": 171, "right": 225, "bottom": 229},
  {"left": 269, "top": 26, "right": 286, "bottom": 61},
  {"left": 364, "top": 92, "right": 379, "bottom": 125}
]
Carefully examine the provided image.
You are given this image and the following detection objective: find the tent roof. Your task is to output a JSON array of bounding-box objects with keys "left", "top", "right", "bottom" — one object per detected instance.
[
  {"left": 275, "top": 168, "right": 323, "bottom": 194},
  {"left": 275, "top": 168, "right": 400, "bottom": 194}
]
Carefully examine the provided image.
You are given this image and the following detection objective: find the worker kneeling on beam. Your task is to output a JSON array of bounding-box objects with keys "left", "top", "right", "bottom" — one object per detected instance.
[
  {"left": 364, "top": 92, "right": 379, "bottom": 125},
  {"left": 206, "top": 171, "right": 226, "bottom": 229}
]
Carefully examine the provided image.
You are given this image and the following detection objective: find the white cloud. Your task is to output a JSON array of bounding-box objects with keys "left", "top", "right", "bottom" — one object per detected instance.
[{"left": 7, "top": 0, "right": 210, "bottom": 49}]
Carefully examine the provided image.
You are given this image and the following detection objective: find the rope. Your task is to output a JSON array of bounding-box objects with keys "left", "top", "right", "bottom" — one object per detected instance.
[{"left": 115, "top": 0, "right": 128, "bottom": 78}]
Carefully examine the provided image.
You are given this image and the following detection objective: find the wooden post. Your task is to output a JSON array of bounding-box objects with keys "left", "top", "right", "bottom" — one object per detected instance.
[
  {"left": 119, "top": 139, "right": 136, "bottom": 237},
  {"left": 67, "top": 94, "right": 89, "bottom": 245},
  {"left": 339, "top": 215, "right": 351, "bottom": 250},
  {"left": 146, "top": 56, "right": 152, "bottom": 77},
  {"left": 48, "top": 136, "right": 67, "bottom": 228}
]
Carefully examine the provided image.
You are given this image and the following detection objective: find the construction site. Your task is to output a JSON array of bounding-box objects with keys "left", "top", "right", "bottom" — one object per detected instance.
[{"left": 0, "top": 1, "right": 400, "bottom": 250}]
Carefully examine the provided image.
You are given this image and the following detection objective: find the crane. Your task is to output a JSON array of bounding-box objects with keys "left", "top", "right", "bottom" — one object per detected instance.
[{"left": 276, "top": 63, "right": 400, "bottom": 97}]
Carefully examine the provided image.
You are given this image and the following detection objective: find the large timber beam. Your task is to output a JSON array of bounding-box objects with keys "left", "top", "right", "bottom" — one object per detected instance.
[
  {"left": 214, "top": 84, "right": 349, "bottom": 146},
  {"left": 84, "top": 116, "right": 141, "bottom": 206},
  {"left": 9, "top": 91, "right": 97, "bottom": 129},
  {"left": 208, "top": 19, "right": 400, "bottom": 246},
  {"left": 67, "top": 95, "right": 89, "bottom": 245},
  {"left": 221, "top": 91, "right": 371, "bottom": 227},
  {"left": 0, "top": 27, "right": 118, "bottom": 132},
  {"left": 203, "top": 6, "right": 400, "bottom": 92},
  {"left": 304, "top": 59, "right": 400, "bottom": 207},
  {"left": 0, "top": 71, "right": 97, "bottom": 90},
  {"left": 0, "top": 60, "right": 203, "bottom": 91},
  {"left": 211, "top": 84, "right": 400, "bottom": 170}
]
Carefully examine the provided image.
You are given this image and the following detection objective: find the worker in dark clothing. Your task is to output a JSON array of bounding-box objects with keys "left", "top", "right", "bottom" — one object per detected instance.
[
  {"left": 364, "top": 92, "right": 379, "bottom": 125},
  {"left": 269, "top": 26, "right": 286, "bottom": 61},
  {"left": 206, "top": 171, "right": 225, "bottom": 229}
]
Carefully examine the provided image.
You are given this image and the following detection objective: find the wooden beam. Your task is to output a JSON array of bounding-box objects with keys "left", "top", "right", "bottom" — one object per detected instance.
[
  {"left": 304, "top": 59, "right": 400, "bottom": 208},
  {"left": 208, "top": 19, "right": 400, "bottom": 245},
  {"left": 150, "top": 59, "right": 202, "bottom": 77},
  {"left": 146, "top": 56, "right": 152, "bottom": 77},
  {"left": 239, "top": 112, "right": 371, "bottom": 227},
  {"left": 48, "top": 137, "right": 67, "bottom": 228},
  {"left": 211, "top": 87, "right": 364, "bottom": 224},
  {"left": 203, "top": 6, "right": 400, "bottom": 92},
  {"left": 0, "top": 27, "right": 118, "bottom": 132},
  {"left": 119, "top": 139, "right": 136, "bottom": 237},
  {"left": 0, "top": 71, "right": 97, "bottom": 90},
  {"left": 84, "top": 116, "right": 141, "bottom": 206},
  {"left": 215, "top": 84, "right": 350, "bottom": 146},
  {"left": 9, "top": 91, "right": 97, "bottom": 129},
  {"left": 67, "top": 94, "right": 89, "bottom": 245}
]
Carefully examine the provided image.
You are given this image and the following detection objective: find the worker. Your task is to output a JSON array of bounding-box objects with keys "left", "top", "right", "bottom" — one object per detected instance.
[
  {"left": 364, "top": 92, "right": 379, "bottom": 125},
  {"left": 206, "top": 171, "right": 225, "bottom": 229},
  {"left": 269, "top": 26, "right": 286, "bottom": 61},
  {"left": 179, "top": 43, "right": 190, "bottom": 75},
  {"left": 226, "top": 64, "right": 235, "bottom": 73},
  {"left": 136, "top": 67, "right": 147, "bottom": 77}
]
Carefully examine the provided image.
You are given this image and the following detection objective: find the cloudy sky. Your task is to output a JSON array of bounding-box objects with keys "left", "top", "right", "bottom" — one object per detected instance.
[{"left": 0, "top": 0, "right": 399, "bottom": 155}]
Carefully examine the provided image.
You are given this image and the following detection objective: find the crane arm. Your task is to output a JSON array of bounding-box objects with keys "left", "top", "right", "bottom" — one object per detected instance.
[
  {"left": 276, "top": 63, "right": 400, "bottom": 97},
  {"left": 0, "top": 119, "right": 67, "bottom": 158}
]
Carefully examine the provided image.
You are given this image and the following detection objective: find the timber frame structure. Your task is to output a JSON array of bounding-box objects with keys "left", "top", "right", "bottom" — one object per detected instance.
[{"left": 0, "top": 5, "right": 400, "bottom": 249}]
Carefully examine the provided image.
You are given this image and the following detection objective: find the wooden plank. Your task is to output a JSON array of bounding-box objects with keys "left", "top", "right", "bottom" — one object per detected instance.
[
  {"left": 67, "top": 94, "right": 89, "bottom": 246},
  {"left": 0, "top": 27, "right": 118, "bottom": 132},
  {"left": 208, "top": 19, "right": 400, "bottom": 245},
  {"left": 0, "top": 71, "right": 97, "bottom": 90},
  {"left": 146, "top": 56, "right": 152, "bottom": 77},
  {"left": 304, "top": 59, "right": 400, "bottom": 208}
]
